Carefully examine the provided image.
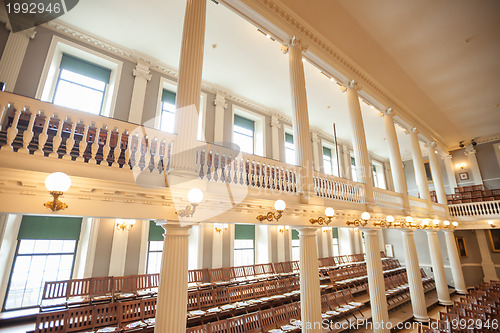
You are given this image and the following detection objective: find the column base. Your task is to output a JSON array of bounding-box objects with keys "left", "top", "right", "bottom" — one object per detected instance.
[
  {"left": 438, "top": 300, "right": 453, "bottom": 306},
  {"left": 414, "top": 315, "right": 430, "bottom": 323},
  {"left": 456, "top": 290, "right": 467, "bottom": 295}
]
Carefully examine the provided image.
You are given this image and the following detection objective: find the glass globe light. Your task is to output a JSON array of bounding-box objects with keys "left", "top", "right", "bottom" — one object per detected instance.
[
  {"left": 386, "top": 215, "right": 395, "bottom": 223},
  {"left": 361, "top": 212, "right": 371, "bottom": 220},
  {"left": 422, "top": 219, "right": 430, "bottom": 226},
  {"left": 405, "top": 216, "right": 414, "bottom": 223},
  {"left": 45, "top": 172, "right": 71, "bottom": 192},
  {"left": 443, "top": 220, "right": 450, "bottom": 226},
  {"left": 433, "top": 219, "right": 440, "bottom": 226},
  {"left": 325, "top": 207, "right": 335, "bottom": 217},
  {"left": 488, "top": 221, "right": 494, "bottom": 226},
  {"left": 274, "top": 200, "right": 286, "bottom": 211},
  {"left": 452, "top": 221, "right": 459, "bottom": 227},
  {"left": 187, "top": 188, "right": 203, "bottom": 204}
]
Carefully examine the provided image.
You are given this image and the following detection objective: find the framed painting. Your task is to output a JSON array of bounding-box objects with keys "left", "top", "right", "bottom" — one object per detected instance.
[
  {"left": 385, "top": 244, "right": 394, "bottom": 258},
  {"left": 455, "top": 236, "right": 468, "bottom": 257},
  {"left": 423, "top": 161, "right": 433, "bottom": 183},
  {"left": 487, "top": 229, "right": 500, "bottom": 252},
  {"left": 459, "top": 172, "right": 469, "bottom": 180}
]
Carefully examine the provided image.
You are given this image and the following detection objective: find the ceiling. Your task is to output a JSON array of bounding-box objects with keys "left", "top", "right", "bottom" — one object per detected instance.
[{"left": 57, "top": 0, "right": 500, "bottom": 159}]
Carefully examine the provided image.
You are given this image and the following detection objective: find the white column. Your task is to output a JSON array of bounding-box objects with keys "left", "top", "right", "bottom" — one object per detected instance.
[
  {"left": 138, "top": 220, "right": 150, "bottom": 274},
  {"left": 213, "top": 92, "right": 227, "bottom": 143},
  {"left": 0, "top": 214, "right": 22, "bottom": 309},
  {"left": 288, "top": 40, "right": 314, "bottom": 195},
  {"left": 426, "top": 230, "right": 452, "bottom": 305},
  {"left": 155, "top": 222, "right": 191, "bottom": 333},
  {"left": 128, "top": 62, "right": 152, "bottom": 124},
  {"left": 0, "top": 28, "right": 36, "bottom": 92},
  {"left": 108, "top": 220, "right": 129, "bottom": 276},
  {"left": 401, "top": 229, "right": 429, "bottom": 321},
  {"left": 464, "top": 145, "right": 483, "bottom": 186},
  {"left": 443, "top": 155, "right": 458, "bottom": 194},
  {"left": 344, "top": 81, "right": 375, "bottom": 207},
  {"left": 383, "top": 109, "right": 410, "bottom": 211},
  {"left": 428, "top": 143, "right": 448, "bottom": 205},
  {"left": 311, "top": 132, "right": 320, "bottom": 172},
  {"left": 271, "top": 114, "right": 281, "bottom": 160},
  {"left": 409, "top": 128, "right": 431, "bottom": 201},
  {"left": 443, "top": 230, "right": 467, "bottom": 294},
  {"left": 170, "top": 0, "right": 206, "bottom": 172},
  {"left": 298, "top": 228, "right": 322, "bottom": 333},
  {"left": 363, "top": 229, "right": 390, "bottom": 333},
  {"left": 476, "top": 229, "right": 499, "bottom": 282}
]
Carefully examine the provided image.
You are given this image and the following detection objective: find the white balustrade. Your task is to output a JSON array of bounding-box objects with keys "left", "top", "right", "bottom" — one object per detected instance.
[
  {"left": 373, "top": 188, "right": 404, "bottom": 210},
  {"left": 313, "top": 172, "right": 365, "bottom": 204},
  {"left": 449, "top": 200, "right": 500, "bottom": 217},
  {"left": 409, "top": 196, "right": 428, "bottom": 214}
]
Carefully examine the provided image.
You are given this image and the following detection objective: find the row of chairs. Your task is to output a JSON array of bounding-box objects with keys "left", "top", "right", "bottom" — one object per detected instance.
[
  {"left": 35, "top": 298, "right": 157, "bottom": 333},
  {"left": 41, "top": 253, "right": 369, "bottom": 311},
  {"left": 420, "top": 281, "right": 500, "bottom": 333}
]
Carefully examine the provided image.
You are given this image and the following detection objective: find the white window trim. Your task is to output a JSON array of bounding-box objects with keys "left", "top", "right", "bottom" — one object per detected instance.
[
  {"left": 35, "top": 36, "right": 123, "bottom": 118},
  {"left": 154, "top": 76, "right": 207, "bottom": 141},
  {"left": 494, "top": 143, "right": 500, "bottom": 170},
  {"left": 321, "top": 140, "right": 338, "bottom": 176},
  {"left": 371, "top": 159, "right": 387, "bottom": 189},
  {"left": 283, "top": 126, "right": 295, "bottom": 165},
  {"left": 232, "top": 106, "right": 266, "bottom": 157}
]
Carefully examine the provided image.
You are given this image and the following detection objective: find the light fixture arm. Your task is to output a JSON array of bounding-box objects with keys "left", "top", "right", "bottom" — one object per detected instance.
[
  {"left": 309, "top": 216, "right": 332, "bottom": 225},
  {"left": 373, "top": 221, "right": 392, "bottom": 228},
  {"left": 346, "top": 219, "right": 368, "bottom": 227},
  {"left": 44, "top": 191, "right": 68, "bottom": 212},
  {"left": 256, "top": 210, "right": 283, "bottom": 222},
  {"left": 176, "top": 203, "right": 199, "bottom": 218}
]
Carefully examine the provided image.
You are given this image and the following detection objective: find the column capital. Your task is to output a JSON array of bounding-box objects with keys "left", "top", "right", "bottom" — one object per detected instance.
[
  {"left": 401, "top": 228, "right": 415, "bottom": 235},
  {"left": 214, "top": 91, "right": 227, "bottom": 108},
  {"left": 383, "top": 108, "right": 394, "bottom": 116},
  {"left": 311, "top": 131, "right": 320, "bottom": 143},
  {"left": 156, "top": 221, "right": 192, "bottom": 237},
  {"left": 464, "top": 144, "right": 476, "bottom": 155},
  {"left": 444, "top": 154, "right": 453, "bottom": 160},
  {"left": 132, "top": 62, "right": 152, "bottom": 81},
  {"left": 411, "top": 127, "right": 419, "bottom": 134},
  {"left": 270, "top": 114, "right": 281, "bottom": 128},
  {"left": 281, "top": 36, "right": 307, "bottom": 54},
  {"left": 442, "top": 229, "right": 455, "bottom": 235},
  {"left": 425, "top": 229, "right": 438, "bottom": 235},
  {"left": 430, "top": 141, "right": 437, "bottom": 148},
  {"left": 297, "top": 227, "right": 317, "bottom": 237},
  {"left": 361, "top": 228, "right": 378, "bottom": 236},
  {"left": 21, "top": 28, "right": 37, "bottom": 39}
]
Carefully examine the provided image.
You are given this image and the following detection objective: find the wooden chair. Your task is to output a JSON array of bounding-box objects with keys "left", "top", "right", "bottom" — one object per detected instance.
[
  {"left": 66, "top": 278, "right": 92, "bottom": 307},
  {"left": 40, "top": 280, "right": 69, "bottom": 311},
  {"left": 259, "top": 308, "right": 276, "bottom": 331},
  {"left": 199, "top": 289, "right": 216, "bottom": 309},
  {"left": 208, "top": 320, "right": 228, "bottom": 333},
  {"left": 213, "top": 288, "right": 229, "bottom": 307},
  {"left": 243, "top": 311, "right": 262, "bottom": 333},
  {"left": 113, "top": 275, "right": 137, "bottom": 301},
  {"left": 228, "top": 286, "right": 243, "bottom": 303},
  {"left": 90, "top": 276, "right": 114, "bottom": 304},
  {"left": 118, "top": 299, "right": 144, "bottom": 331},
  {"left": 93, "top": 302, "right": 119, "bottom": 331},
  {"left": 66, "top": 306, "right": 94, "bottom": 332},
  {"left": 187, "top": 324, "right": 208, "bottom": 333},
  {"left": 227, "top": 316, "right": 247, "bottom": 333},
  {"left": 188, "top": 291, "right": 200, "bottom": 311},
  {"left": 34, "top": 310, "right": 66, "bottom": 333}
]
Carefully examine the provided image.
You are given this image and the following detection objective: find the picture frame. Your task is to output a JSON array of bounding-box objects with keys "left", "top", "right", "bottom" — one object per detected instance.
[
  {"left": 459, "top": 172, "right": 469, "bottom": 180},
  {"left": 455, "top": 236, "right": 468, "bottom": 257},
  {"left": 423, "top": 161, "right": 433, "bottom": 183},
  {"left": 385, "top": 244, "right": 394, "bottom": 258},
  {"left": 487, "top": 229, "right": 500, "bottom": 252}
]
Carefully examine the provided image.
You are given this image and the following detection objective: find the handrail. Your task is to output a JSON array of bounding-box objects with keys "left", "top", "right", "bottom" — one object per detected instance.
[
  {"left": 373, "top": 187, "right": 403, "bottom": 210},
  {"left": 313, "top": 172, "right": 365, "bottom": 204}
]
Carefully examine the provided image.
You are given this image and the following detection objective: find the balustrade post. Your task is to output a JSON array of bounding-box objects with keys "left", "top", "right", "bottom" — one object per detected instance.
[
  {"left": 50, "top": 116, "right": 64, "bottom": 158},
  {"left": 20, "top": 109, "right": 36, "bottom": 154},
  {"left": 5, "top": 107, "right": 21, "bottom": 151},
  {"left": 77, "top": 123, "right": 89, "bottom": 162},
  {"left": 63, "top": 120, "right": 77, "bottom": 160},
  {"left": 101, "top": 126, "right": 111, "bottom": 167}
]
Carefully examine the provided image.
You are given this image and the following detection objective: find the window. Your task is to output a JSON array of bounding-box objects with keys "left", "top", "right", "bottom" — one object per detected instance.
[
  {"left": 323, "top": 146, "right": 339, "bottom": 176},
  {"left": 361, "top": 232, "right": 366, "bottom": 254},
  {"left": 159, "top": 90, "right": 176, "bottom": 134},
  {"left": 52, "top": 54, "right": 111, "bottom": 115},
  {"left": 285, "top": 133, "right": 295, "bottom": 164},
  {"left": 233, "top": 115, "right": 255, "bottom": 154},
  {"left": 332, "top": 228, "right": 339, "bottom": 257},
  {"left": 292, "top": 229, "right": 300, "bottom": 261},
  {"left": 3, "top": 216, "right": 81, "bottom": 311},
  {"left": 351, "top": 155, "right": 358, "bottom": 182},
  {"left": 147, "top": 221, "right": 164, "bottom": 274},
  {"left": 372, "top": 161, "right": 387, "bottom": 189},
  {"left": 234, "top": 225, "right": 255, "bottom": 266}
]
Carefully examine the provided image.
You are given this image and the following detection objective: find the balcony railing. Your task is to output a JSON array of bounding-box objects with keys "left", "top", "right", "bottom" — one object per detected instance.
[
  {"left": 0, "top": 92, "right": 447, "bottom": 218},
  {"left": 449, "top": 200, "right": 500, "bottom": 218}
]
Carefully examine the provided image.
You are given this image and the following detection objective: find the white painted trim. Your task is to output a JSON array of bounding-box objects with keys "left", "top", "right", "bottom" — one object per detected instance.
[
  {"left": 188, "top": 225, "right": 200, "bottom": 270},
  {"left": 72, "top": 217, "right": 93, "bottom": 279},
  {"left": 231, "top": 105, "right": 266, "bottom": 157},
  {"left": 108, "top": 220, "right": 129, "bottom": 276},
  {"left": 0, "top": 214, "right": 22, "bottom": 310},
  {"left": 138, "top": 220, "right": 149, "bottom": 275},
  {"left": 35, "top": 35, "right": 123, "bottom": 118}
]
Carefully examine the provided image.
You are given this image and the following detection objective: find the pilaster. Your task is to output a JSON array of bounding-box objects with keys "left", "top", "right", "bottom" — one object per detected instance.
[
  {"left": 443, "top": 155, "right": 458, "bottom": 194},
  {"left": 476, "top": 229, "right": 499, "bottom": 282},
  {"left": 271, "top": 114, "right": 281, "bottom": 161},
  {"left": 464, "top": 145, "right": 483, "bottom": 186},
  {"left": 128, "top": 62, "right": 152, "bottom": 124},
  {"left": 311, "top": 131, "right": 320, "bottom": 172},
  {"left": 213, "top": 91, "right": 227, "bottom": 143}
]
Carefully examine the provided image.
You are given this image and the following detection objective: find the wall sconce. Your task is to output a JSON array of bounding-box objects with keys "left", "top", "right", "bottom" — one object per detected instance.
[
  {"left": 442, "top": 220, "right": 459, "bottom": 229},
  {"left": 488, "top": 221, "right": 495, "bottom": 228},
  {"left": 278, "top": 225, "right": 290, "bottom": 233},
  {"left": 116, "top": 220, "right": 135, "bottom": 231},
  {"left": 322, "top": 227, "right": 330, "bottom": 233},
  {"left": 346, "top": 212, "right": 370, "bottom": 227},
  {"left": 176, "top": 188, "right": 203, "bottom": 217},
  {"left": 256, "top": 200, "right": 286, "bottom": 222},
  {"left": 373, "top": 215, "right": 394, "bottom": 228},
  {"left": 310, "top": 207, "right": 335, "bottom": 225},
  {"left": 456, "top": 162, "right": 466, "bottom": 169},
  {"left": 394, "top": 216, "right": 414, "bottom": 228},
  {"left": 44, "top": 172, "right": 71, "bottom": 212},
  {"left": 215, "top": 223, "right": 228, "bottom": 233}
]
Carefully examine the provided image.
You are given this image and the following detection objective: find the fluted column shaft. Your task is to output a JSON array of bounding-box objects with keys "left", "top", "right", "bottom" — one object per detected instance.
[
  {"left": 298, "top": 228, "right": 322, "bottom": 333},
  {"left": 475, "top": 229, "right": 499, "bottom": 282},
  {"left": 0, "top": 29, "right": 36, "bottom": 92},
  {"left": 171, "top": 0, "right": 206, "bottom": 171},
  {"left": 465, "top": 146, "right": 483, "bottom": 186},
  {"left": 401, "top": 230, "right": 429, "bottom": 321},
  {"left": 155, "top": 223, "right": 191, "bottom": 333},
  {"left": 428, "top": 146, "right": 447, "bottom": 205},
  {"left": 345, "top": 82, "right": 374, "bottom": 207},
  {"left": 426, "top": 230, "right": 452, "bottom": 305},
  {"left": 383, "top": 110, "right": 410, "bottom": 210},
  {"left": 363, "top": 229, "right": 390, "bottom": 333},
  {"left": 443, "top": 155, "right": 457, "bottom": 194},
  {"left": 409, "top": 130, "right": 431, "bottom": 201},
  {"left": 288, "top": 42, "right": 314, "bottom": 195},
  {"left": 443, "top": 230, "right": 467, "bottom": 294}
]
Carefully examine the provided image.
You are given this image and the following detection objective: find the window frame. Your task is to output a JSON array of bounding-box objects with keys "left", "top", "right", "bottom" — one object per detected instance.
[
  {"left": 232, "top": 106, "right": 265, "bottom": 157},
  {"left": 284, "top": 128, "right": 295, "bottom": 165},
  {"left": 146, "top": 240, "right": 163, "bottom": 275},
  {"left": 233, "top": 239, "right": 255, "bottom": 266},
  {"left": 3, "top": 239, "right": 78, "bottom": 311},
  {"left": 233, "top": 114, "right": 256, "bottom": 155},
  {"left": 36, "top": 36, "right": 122, "bottom": 118},
  {"left": 322, "top": 142, "right": 339, "bottom": 177}
]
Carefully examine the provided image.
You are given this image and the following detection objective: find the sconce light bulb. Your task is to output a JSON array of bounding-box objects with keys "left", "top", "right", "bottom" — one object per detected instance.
[
  {"left": 45, "top": 172, "right": 71, "bottom": 192},
  {"left": 488, "top": 221, "right": 494, "bottom": 225},
  {"left": 274, "top": 199, "right": 286, "bottom": 211},
  {"left": 452, "top": 221, "right": 459, "bottom": 227},
  {"left": 324, "top": 207, "right": 335, "bottom": 217},
  {"left": 386, "top": 215, "right": 395, "bottom": 223},
  {"left": 405, "top": 216, "right": 414, "bottom": 223},
  {"left": 443, "top": 220, "right": 450, "bottom": 226},
  {"left": 187, "top": 188, "right": 203, "bottom": 204},
  {"left": 433, "top": 219, "right": 440, "bottom": 226},
  {"left": 361, "top": 212, "right": 371, "bottom": 220}
]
